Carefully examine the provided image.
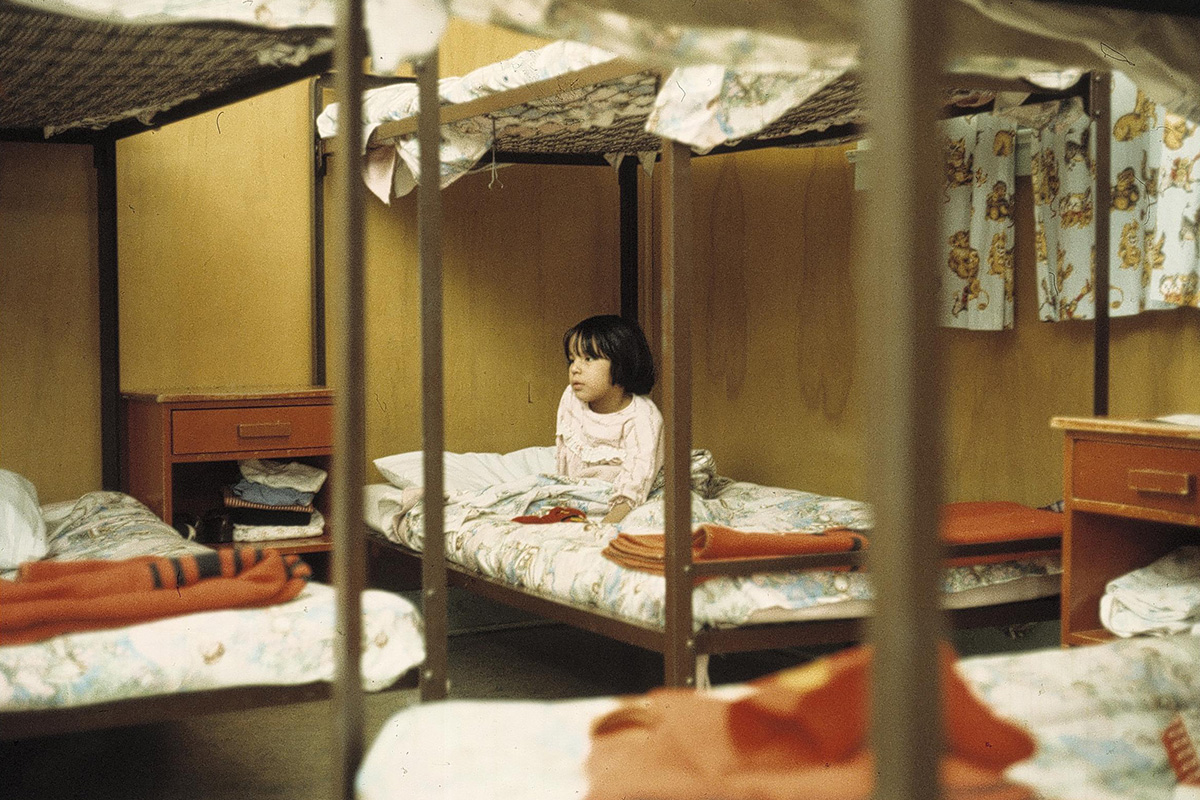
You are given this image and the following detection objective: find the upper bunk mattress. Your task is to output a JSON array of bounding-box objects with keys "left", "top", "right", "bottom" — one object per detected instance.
[{"left": 0, "top": 1, "right": 336, "bottom": 138}]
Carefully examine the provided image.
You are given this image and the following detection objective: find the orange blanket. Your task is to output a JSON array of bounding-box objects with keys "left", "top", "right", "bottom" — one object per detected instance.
[
  {"left": 940, "top": 501, "right": 1061, "bottom": 543},
  {"left": 601, "top": 501, "right": 1061, "bottom": 576},
  {"left": 940, "top": 501, "right": 1062, "bottom": 566},
  {"left": 0, "top": 548, "right": 311, "bottom": 645},
  {"left": 585, "top": 643, "right": 1036, "bottom": 800}
]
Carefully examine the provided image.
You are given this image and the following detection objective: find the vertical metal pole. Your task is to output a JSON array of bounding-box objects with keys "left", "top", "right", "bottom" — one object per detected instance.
[
  {"left": 417, "top": 52, "right": 449, "bottom": 702},
  {"left": 618, "top": 156, "right": 640, "bottom": 324},
  {"left": 310, "top": 75, "right": 329, "bottom": 387},
  {"left": 95, "top": 139, "right": 121, "bottom": 490},
  {"left": 659, "top": 140, "right": 695, "bottom": 688},
  {"left": 331, "top": 0, "right": 367, "bottom": 797},
  {"left": 1090, "top": 71, "right": 1112, "bottom": 417},
  {"left": 858, "top": 2, "right": 947, "bottom": 799}
]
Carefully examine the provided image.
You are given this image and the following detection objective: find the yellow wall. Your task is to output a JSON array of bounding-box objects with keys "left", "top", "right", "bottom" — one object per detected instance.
[
  {"left": 0, "top": 143, "right": 102, "bottom": 502},
  {"left": 116, "top": 82, "right": 314, "bottom": 391},
  {"left": 3, "top": 19, "right": 1198, "bottom": 510}
]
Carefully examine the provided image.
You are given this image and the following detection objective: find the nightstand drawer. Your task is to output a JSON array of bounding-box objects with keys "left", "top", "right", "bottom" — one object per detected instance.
[
  {"left": 1073, "top": 438, "right": 1200, "bottom": 518},
  {"left": 172, "top": 405, "right": 332, "bottom": 455}
]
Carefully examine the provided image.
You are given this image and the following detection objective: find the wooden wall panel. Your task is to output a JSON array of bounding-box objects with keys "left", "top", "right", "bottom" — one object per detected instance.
[
  {"left": 323, "top": 158, "right": 620, "bottom": 474},
  {"left": 4, "top": 16, "right": 1197, "bottom": 513},
  {"left": 684, "top": 146, "right": 866, "bottom": 499},
  {"left": 0, "top": 143, "right": 102, "bottom": 501},
  {"left": 116, "top": 82, "right": 313, "bottom": 391}
]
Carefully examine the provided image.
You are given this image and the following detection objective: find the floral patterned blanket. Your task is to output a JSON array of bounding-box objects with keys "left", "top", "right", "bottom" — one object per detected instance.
[{"left": 372, "top": 467, "right": 1060, "bottom": 629}]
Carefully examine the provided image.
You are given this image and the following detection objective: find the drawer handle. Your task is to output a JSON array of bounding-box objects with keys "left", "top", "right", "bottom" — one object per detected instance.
[
  {"left": 237, "top": 421, "right": 293, "bottom": 439},
  {"left": 1128, "top": 468, "right": 1194, "bottom": 497}
]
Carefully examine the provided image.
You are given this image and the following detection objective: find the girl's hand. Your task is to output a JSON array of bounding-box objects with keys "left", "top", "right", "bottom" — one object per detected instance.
[{"left": 602, "top": 498, "right": 634, "bottom": 524}]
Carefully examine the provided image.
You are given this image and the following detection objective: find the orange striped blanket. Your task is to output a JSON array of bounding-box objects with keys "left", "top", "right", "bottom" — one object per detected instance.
[{"left": 0, "top": 548, "right": 311, "bottom": 645}]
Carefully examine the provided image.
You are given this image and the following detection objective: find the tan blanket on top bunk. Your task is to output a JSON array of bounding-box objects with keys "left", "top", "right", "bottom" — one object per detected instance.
[
  {"left": 0, "top": 548, "right": 311, "bottom": 645},
  {"left": 601, "top": 501, "right": 1061, "bottom": 576}
]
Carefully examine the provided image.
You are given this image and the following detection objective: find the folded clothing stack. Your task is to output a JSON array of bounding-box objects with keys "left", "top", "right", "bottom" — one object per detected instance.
[
  {"left": 1099, "top": 546, "right": 1200, "bottom": 637},
  {"left": 226, "top": 459, "right": 328, "bottom": 542}
]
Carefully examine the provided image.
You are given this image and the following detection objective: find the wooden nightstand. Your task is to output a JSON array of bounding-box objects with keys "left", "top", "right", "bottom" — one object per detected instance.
[
  {"left": 121, "top": 388, "right": 334, "bottom": 556},
  {"left": 1052, "top": 416, "right": 1200, "bottom": 646}
]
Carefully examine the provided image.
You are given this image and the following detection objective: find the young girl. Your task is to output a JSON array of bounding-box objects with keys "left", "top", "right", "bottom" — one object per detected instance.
[{"left": 556, "top": 314, "right": 664, "bottom": 524}]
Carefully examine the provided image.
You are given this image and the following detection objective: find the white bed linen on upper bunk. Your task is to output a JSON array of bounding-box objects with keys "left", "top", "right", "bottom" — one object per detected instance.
[
  {"left": 9, "top": 0, "right": 443, "bottom": 73},
  {"left": 364, "top": 448, "right": 1061, "bottom": 630},
  {"left": 316, "top": 39, "right": 857, "bottom": 201},
  {"left": 34, "top": 0, "right": 1200, "bottom": 120},
  {"left": 0, "top": 492, "right": 425, "bottom": 712},
  {"left": 355, "top": 634, "right": 1200, "bottom": 800}
]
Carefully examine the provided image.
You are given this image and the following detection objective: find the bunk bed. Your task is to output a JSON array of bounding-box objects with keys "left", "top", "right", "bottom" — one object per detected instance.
[
  {"left": 305, "top": 1, "right": 1200, "bottom": 799},
  {"left": 0, "top": 486, "right": 424, "bottom": 739},
  {"left": 354, "top": 632, "right": 1200, "bottom": 800},
  {"left": 318, "top": 39, "right": 1092, "bottom": 691},
  {"left": 0, "top": 0, "right": 428, "bottom": 740}
]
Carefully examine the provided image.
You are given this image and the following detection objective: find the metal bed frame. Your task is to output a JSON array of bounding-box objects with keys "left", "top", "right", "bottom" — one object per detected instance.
[
  {"left": 0, "top": 3, "right": 420, "bottom": 743},
  {"left": 327, "top": 3, "right": 1199, "bottom": 796},
  {"left": 316, "top": 55, "right": 1108, "bottom": 694}
]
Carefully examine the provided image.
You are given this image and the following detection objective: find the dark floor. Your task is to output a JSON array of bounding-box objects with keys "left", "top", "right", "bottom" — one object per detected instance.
[{"left": 2, "top": 588, "right": 1059, "bottom": 800}]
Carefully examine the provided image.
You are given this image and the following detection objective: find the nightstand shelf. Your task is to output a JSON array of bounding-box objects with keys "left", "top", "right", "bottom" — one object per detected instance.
[
  {"left": 121, "top": 387, "right": 334, "bottom": 555},
  {"left": 1052, "top": 416, "right": 1200, "bottom": 646}
]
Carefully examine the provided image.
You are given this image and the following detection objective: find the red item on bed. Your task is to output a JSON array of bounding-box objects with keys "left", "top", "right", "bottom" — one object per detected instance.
[
  {"left": 0, "top": 548, "right": 311, "bottom": 645},
  {"left": 584, "top": 643, "right": 1036, "bottom": 800},
  {"left": 1164, "top": 713, "right": 1200, "bottom": 787},
  {"left": 512, "top": 506, "right": 588, "bottom": 524}
]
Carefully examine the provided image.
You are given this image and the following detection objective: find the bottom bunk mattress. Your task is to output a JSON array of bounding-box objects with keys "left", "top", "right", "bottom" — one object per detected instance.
[
  {"left": 357, "top": 634, "right": 1200, "bottom": 800},
  {"left": 1, "top": 491, "right": 425, "bottom": 714},
  {"left": 363, "top": 449, "right": 1061, "bottom": 630}
]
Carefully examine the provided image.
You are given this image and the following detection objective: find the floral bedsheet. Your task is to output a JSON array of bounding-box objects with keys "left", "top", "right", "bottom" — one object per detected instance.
[
  {"left": 376, "top": 473, "right": 1060, "bottom": 629},
  {"left": 0, "top": 492, "right": 425, "bottom": 711},
  {"left": 959, "top": 635, "right": 1200, "bottom": 800}
]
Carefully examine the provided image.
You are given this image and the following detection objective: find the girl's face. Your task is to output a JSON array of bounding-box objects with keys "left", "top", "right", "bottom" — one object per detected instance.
[{"left": 567, "top": 336, "right": 629, "bottom": 414}]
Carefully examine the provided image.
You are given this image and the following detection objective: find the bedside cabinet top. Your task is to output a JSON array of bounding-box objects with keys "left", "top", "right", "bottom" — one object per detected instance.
[
  {"left": 1052, "top": 415, "right": 1200, "bottom": 442},
  {"left": 123, "top": 387, "right": 333, "bottom": 405}
]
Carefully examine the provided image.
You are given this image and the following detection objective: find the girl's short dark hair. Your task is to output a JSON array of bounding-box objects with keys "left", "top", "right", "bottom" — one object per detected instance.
[{"left": 563, "top": 315, "right": 656, "bottom": 395}]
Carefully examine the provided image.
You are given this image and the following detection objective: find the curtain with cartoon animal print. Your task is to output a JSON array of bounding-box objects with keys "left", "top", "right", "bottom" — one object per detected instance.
[
  {"left": 938, "top": 115, "right": 1019, "bottom": 330},
  {"left": 1031, "top": 72, "right": 1200, "bottom": 321}
]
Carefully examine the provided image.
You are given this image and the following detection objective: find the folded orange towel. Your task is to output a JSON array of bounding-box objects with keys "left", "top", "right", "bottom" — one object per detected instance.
[
  {"left": 601, "top": 523, "right": 867, "bottom": 576},
  {"left": 585, "top": 643, "right": 1036, "bottom": 800},
  {"left": 0, "top": 548, "right": 311, "bottom": 645},
  {"left": 602, "top": 501, "right": 1061, "bottom": 576}
]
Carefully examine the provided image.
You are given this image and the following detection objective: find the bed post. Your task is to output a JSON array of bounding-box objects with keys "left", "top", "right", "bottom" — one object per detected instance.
[
  {"left": 309, "top": 74, "right": 328, "bottom": 387},
  {"left": 659, "top": 139, "right": 696, "bottom": 688},
  {"left": 330, "top": 0, "right": 368, "bottom": 795},
  {"left": 416, "top": 51, "right": 450, "bottom": 703},
  {"left": 95, "top": 138, "right": 121, "bottom": 490},
  {"left": 858, "top": 1, "right": 947, "bottom": 798},
  {"left": 1090, "top": 71, "right": 1113, "bottom": 417},
  {"left": 618, "top": 156, "right": 639, "bottom": 324}
]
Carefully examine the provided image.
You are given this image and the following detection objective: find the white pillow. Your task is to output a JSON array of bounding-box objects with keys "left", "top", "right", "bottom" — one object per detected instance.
[
  {"left": 373, "top": 447, "right": 557, "bottom": 495},
  {"left": 0, "top": 469, "right": 49, "bottom": 568}
]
